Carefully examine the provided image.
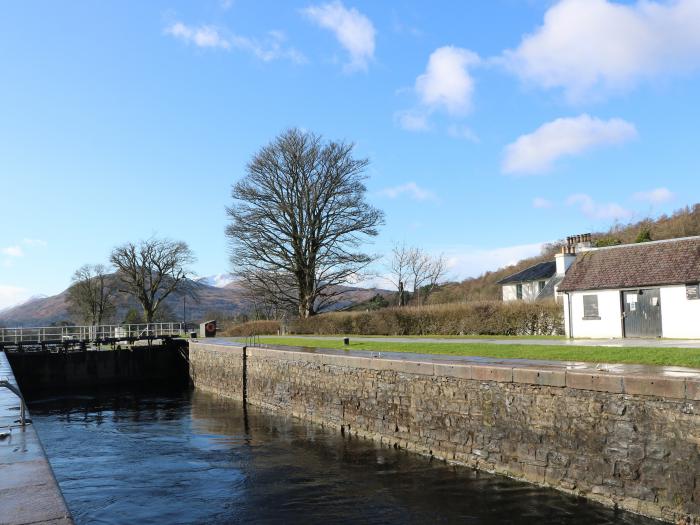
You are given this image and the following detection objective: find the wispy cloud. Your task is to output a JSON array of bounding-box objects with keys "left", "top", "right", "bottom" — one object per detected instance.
[
  {"left": 22, "top": 238, "right": 47, "bottom": 247},
  {"left": 303, "top": 1, "right": 375, "bottom": 72},
  {"left": 446, "top": 124, "right": 479, "bottom": 143},
  {"left": 165, "top": 22, "right": 230, "bottom": 50},
  {"left": 165, "top": 22, "right": 307, "bottom": 64},
  {"left": 0, "top": 285, "right": 29, "bottom": 310},
  {"left": 532, "top": 197, "right": 553, "bottom": 209},
  {"left": 394, "top": 110, "right": 431, "bottom": 132},
  {"left": 378, "top": 182, "right": 437, "bottom": 202},
  {"left": 445, "top": 241, "right": 547, "bottom": 279},
  {"left": 501, "top": 0, "right": 700, "bottom": 101},
  {"left": 632, "top": 187, "right": 674, "bottom": 204},
  {"left": 502, "top": 114, "right": 637, "bottom": 175},
  {"left": 566, "top": 193, "right": 632, "bottom": 220},
  {"left": 2, "top": 246, "right": 23, "bottom": 257}
]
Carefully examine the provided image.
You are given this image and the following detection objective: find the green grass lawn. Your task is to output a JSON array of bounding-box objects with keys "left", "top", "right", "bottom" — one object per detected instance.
[
  {"left": 247, "top": 336, "right": 700, "bottom": 369},
  {"left": 275, "top": 334, "right": 566, "bottom": 340}
]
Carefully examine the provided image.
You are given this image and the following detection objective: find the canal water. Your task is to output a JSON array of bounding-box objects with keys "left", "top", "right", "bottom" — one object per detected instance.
[{"left": 28, "top": 387, "right": 656, "bottom": 525}]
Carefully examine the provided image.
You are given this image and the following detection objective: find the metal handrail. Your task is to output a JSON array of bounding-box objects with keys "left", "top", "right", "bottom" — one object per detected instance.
[
  {"left": 0, "top": 322, "right": 185, "bottom": 344},
  {"left": 0, "top": 380, "right": 27, "bottom": 426}
]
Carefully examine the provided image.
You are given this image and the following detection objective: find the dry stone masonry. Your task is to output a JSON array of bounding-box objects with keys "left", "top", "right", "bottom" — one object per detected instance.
[{"left": 190, "top": 341, "right": 700, "bottom": 524}]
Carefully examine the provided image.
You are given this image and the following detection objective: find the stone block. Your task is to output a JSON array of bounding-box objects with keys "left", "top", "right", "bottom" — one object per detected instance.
[
  {"left": 471, "top": 365, "right": 513, "bottom": 383},
  {"left": 433, "top": 363, "right": 472, "bottom": 380},
  {"left": 513, "top": 368, "right": 566, "bottom": 387},
  {"left": 565, "top": 372, "right": 624, "bottom": 393},
  {"left": 685, "top": 379, "right": 700, "bottom": 401},
  {"left": 623, "top": 375, "right": 686, "bottom": 399}
]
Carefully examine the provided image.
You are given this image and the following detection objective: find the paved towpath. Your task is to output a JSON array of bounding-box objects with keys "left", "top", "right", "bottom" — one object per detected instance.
[
  {"left": 246, "top": 334, "right": 700, "bottom": 349},
  {"left": 209, "top": 338, "right": 700, "bottom": 379}
]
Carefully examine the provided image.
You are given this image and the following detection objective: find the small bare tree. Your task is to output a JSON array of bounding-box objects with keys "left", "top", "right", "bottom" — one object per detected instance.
[
  {"left": 110, "top": 238, "right": 196, "bottom": 323},
  {"left": 67, "top": 264, "right": 116, "bottom": 325},
  {"left": 226, "top": 128, "right": 384, "bottom": 318},
  {"left": 388, "top": 244, "right": 448, "bottom": 306},
  {"left": 387, "top": 243, "right": 411, "bottom": 306}
]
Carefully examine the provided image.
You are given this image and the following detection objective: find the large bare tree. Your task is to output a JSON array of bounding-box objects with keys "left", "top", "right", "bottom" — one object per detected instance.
[
  {"left": 226, "top": 128, "right": 384, "bottom": 318},
  {"left": 110, "top": 238, "right": 196, "bottom": 323},
  {"left": 66, "top": 264, "right": 116, "bottom": 325}
]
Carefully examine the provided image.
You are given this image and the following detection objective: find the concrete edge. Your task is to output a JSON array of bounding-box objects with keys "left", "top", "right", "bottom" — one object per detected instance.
[
  {"left": 0, "top": 351, "right": 74, "bottom": 525},
  {"left": 190, "top": 341, "right": 698, "bottom": 400}
]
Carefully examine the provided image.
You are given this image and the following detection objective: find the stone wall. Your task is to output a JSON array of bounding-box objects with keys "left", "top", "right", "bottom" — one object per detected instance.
[{"left": 189, "top": 342, "right": 700, "bottom": 524}]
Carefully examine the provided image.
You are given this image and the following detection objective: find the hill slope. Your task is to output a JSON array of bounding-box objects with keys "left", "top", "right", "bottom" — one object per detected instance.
[
  {"left": 0, "top": 277, "right": 392, "bottom": 327},
  {"left": 432, "top": 203, "right": 700, "bottom": 303}
]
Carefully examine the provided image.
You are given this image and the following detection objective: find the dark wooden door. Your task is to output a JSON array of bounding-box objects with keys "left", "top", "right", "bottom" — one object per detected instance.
[{"left": 623, "top": 288, "right": 662, "bottom": 338}]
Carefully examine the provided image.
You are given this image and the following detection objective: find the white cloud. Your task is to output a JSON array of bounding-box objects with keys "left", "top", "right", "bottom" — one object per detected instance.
[
  {"left": 166, "top": 22, "right": 230, "bottom": 49},
  {"left": 165, "top": 22, "right": 306, "bottom": 63},
  {"left": 502, "top": 0, "right": 700, "bottom": 101},
  {"left": 2, "top": 246, "right": 23, "bottom": 257},
  {"left": 0, "top": 285, "right": 29, "bottom": 310},
  {"left": 415, "top": 46, "right": 480, "bottom": 116},
  {"left": 532, "top": 197, "right": 553, "bottom": 209},
  {"left": 378, "top": 182, "right": 436, "bottom": 202},
  {"left": 566, "top": 193, "right": 632, "bottom": 220},
  {"left": 446, "top": 124, "right": 479, "bottom": 143},
  {"left": 502, "top": 114, "right": 637, "bottom": 175},
  {"left": 303, "top": 1, "right": 375, "bottom": 72},
  {"left": 394, "top": 110, "right": 431, "bottom": 132},
  {"left": 445, "top": 241, "right": 547, "bottom": 279},
  {"left": 22, "top": 238, "right": 47, "bottom": 247},
  {"left": 633, "top": 187, "right": 674, "bottom": 204}
]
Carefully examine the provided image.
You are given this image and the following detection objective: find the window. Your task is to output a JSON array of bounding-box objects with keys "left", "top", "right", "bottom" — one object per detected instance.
[
  {"left": 686, "top": 284, "right": 700, "bottom": 300},
  {"left": 582, "top": 295, "right": 600, "bottom": 320},
  {"left": 538, "top": 281, "right": 546, "bottom": 293},
  {"left": 516, "top": 283, "right": 523, "bottom": 300}
]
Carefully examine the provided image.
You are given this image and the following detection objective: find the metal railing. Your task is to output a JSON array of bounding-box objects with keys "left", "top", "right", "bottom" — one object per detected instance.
[
  {"left": 0, "top": 322, "right": 185, "bottom": 345},
  {"left": 0, "top": 380, "right": 27, "bottom": 426}
]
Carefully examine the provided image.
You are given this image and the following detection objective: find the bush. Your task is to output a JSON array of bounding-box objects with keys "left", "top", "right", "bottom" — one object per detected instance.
[
  {"left": 219, "top": 320, "right": 281, "bottom": 337},
  {"left": 290, "top": 301, "right": 563, "bottom": 336}
]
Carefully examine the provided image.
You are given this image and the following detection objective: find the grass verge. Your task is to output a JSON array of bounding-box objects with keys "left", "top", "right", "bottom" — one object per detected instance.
[{"left": 249, "top": 336, "right": 700, "bottom": 369}]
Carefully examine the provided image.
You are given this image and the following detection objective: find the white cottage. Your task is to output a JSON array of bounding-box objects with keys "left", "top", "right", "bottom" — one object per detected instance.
[
  {"left": 497, "top": 234, "right": 585, "bottom": 303},
  {"left": 558, "top": 236, "right": 700, "bottom": 339}
]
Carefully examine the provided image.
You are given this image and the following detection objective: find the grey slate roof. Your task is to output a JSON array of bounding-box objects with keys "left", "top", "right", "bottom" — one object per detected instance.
[
  {"left": 497, "top": 261, "right": 556, "bottom": 285},
  {"left": 559, "top": 236, "right": 700, "bottom": 292}
]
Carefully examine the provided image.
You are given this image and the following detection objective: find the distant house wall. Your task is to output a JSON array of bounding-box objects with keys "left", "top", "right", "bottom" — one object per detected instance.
[
  {"left": 567, "top": 290, "right": 623, "bottom": 338},
  {"left": 661, "top": 285, "right": 700, "bottom": 339},
  {"left": 502, "top": 281, "right": 544, "bottom": 303}
]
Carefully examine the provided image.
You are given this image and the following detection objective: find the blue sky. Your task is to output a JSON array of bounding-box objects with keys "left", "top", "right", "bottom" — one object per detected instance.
[{"left": 2, "top": 0, "right": 700, "bottom": 308}]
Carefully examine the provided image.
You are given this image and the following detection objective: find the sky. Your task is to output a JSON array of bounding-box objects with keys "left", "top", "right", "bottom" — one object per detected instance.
[{"left": 2, "top": 0, "right": 700, "bottom": 309}]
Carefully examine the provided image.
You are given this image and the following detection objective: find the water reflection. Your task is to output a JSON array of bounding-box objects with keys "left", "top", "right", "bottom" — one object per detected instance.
[{"left": 29, "top": 387, "right": 656, "bottom": 525}]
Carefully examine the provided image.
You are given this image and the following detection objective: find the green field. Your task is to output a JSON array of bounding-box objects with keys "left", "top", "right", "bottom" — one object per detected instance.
[{"left": 245, "top": 336, "right": 700, "bottom": 369}]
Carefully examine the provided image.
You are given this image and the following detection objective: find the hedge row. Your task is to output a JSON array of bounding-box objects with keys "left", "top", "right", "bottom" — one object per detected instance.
[
  {"left": 290, "top": 301, "right": 563, "bottom": 336},
  {"left": 219, "top": 319, "right": 281, "bottom": 337}
]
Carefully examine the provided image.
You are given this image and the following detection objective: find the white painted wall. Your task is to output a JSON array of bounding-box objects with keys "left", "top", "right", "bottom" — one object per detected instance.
[
  {"left": 567, "top": 289, "right": 623, "bottom": 339},
  {"left": 660, "top": 285, "right": 700, "bottom": 338},
  {"left": 502, "top": 281, "right": 542, "bottom": 302}
]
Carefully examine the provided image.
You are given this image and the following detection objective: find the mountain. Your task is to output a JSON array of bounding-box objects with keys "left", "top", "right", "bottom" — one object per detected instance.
[
  {"left": 0, "top": 276, "right": 392, "bottom": 327},
  {"left": 196, "top": 273, "right": 234, "bottom": 288}
]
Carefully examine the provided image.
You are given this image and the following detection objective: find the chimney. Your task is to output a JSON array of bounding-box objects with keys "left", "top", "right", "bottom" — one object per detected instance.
[{"left": 556, "top": 233, "right": 591, "bottom": 276}]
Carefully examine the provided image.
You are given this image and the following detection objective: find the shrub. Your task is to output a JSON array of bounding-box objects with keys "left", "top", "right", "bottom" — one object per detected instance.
[
  {"left": 290, "top": 301, "right": 563, "bottom": 336},
  {"left": 219, "top": 320, "right": 281, "bottom": 337}
]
